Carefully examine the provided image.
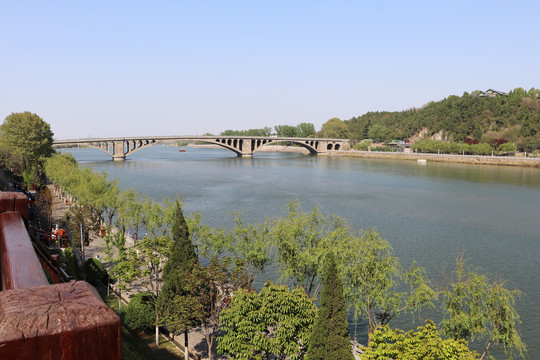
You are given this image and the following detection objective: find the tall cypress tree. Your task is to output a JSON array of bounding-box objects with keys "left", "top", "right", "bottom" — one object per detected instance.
[
  {"left": 158, "top": 201, "right": 200, "bottom": 360},
  {"left": 306, "top": 252, "right": 354, "bottom": 360},
  {"left": 163, "top": 200, "right": 197, "bottom": 278}
]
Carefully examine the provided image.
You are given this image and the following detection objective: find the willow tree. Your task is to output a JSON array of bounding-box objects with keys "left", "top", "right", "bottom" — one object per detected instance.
[
  {"left": 133, "top": 197, "right": 175, "bottom": 346},
  {"left": 228, "top": 213, "right": 272, "bottom": 288},
  {"left": 441, "top": 255, "right": 526, "bottom": 359},
  {"left": 270, "top": 200, "right": 345, "bottom": 299},
  {"left": 342, "top": 230, "right": 435, "bottom": 339}
]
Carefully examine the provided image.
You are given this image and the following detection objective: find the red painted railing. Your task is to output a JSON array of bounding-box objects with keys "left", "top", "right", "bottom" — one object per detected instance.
[{"left": 0, "top": 192, "right": 122, "bottom": 359}]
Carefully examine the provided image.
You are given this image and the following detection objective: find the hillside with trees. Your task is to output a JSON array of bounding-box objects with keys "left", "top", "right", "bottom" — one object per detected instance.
[
  {"left": 343, "top": 87, "right": 540, "bottom": 152},
  {"left": 217, "top": 87, "right": 540, "bottom": 153}
]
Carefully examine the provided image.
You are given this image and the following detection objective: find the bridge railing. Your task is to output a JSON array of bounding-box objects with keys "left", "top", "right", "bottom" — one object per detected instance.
[{"left": 0, "top": 192, "right": 122, "bottom": 360}]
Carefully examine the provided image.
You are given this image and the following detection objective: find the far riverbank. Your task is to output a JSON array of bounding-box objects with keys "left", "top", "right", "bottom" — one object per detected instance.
[{"left": 324, "top": 150, "right": 540, "bottom": 167}]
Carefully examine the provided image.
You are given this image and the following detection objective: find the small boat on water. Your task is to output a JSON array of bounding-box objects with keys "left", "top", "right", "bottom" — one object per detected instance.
[{"left": 179, "top": 148, "right": 186, "bottom": 152}]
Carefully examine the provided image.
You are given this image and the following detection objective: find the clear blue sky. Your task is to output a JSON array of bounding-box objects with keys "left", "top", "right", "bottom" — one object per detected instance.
[{"left": 1, "top": 1, "right": 539, "bottom": 139}]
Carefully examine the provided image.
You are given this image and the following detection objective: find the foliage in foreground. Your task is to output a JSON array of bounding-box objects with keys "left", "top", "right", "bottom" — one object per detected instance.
[
  {"left": 441, "top": 256, "right": 526, "bottom": 359},
  {"left": 63, "top": 247, "right": 80, "bottom": 280},
  {"left": 158, "top": 201, "right": 200, "bottom": 360},
  {"left": 342, "top": 230, "right": 436, "bottom": 337},
  {"left": 126, "top": 292, "right": 156, "bottom": 334},
  {"left": 361, "top": 320, "right": 479, "bottom": 360},
  {"left": 218, "top": 281, "right": 317, "bottom": 360},
  {"left": 45, "top": 154, "right": 526, "bottom": 359},
  {"left": 84, "top": 257, "right": 107, "bottom": 286},
  {"left": 306, "top": 252, "right": 354, "bottom": 360}
]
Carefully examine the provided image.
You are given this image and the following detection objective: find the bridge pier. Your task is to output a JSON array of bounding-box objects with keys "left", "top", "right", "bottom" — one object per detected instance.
[{"left": 112, "top": 140, "right": 126, "bottom": 161}]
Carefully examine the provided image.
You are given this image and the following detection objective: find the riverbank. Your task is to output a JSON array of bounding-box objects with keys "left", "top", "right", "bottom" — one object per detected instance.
[{"left": 325, "top": 150, "right": 540, "bottom": 167}]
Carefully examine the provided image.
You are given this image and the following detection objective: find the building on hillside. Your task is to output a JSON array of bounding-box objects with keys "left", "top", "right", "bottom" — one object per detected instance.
[{"left": 477, "top": 89, "right": 508, "bottom": 98}]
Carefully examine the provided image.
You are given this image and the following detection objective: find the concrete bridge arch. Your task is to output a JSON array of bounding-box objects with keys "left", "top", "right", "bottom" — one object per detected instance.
[{"left": 53, "top": 136, "right": 350, "bottom": 160}]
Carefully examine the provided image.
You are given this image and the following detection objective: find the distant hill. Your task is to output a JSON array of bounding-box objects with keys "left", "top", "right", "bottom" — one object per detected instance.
[{"left": 344, "top": 87, "right": 540, "bottom": 151}]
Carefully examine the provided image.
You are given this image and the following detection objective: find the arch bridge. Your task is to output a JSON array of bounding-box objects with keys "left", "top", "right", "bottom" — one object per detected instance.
[{"left": 53, "top": 136, "right": 350, "bottom": 161}]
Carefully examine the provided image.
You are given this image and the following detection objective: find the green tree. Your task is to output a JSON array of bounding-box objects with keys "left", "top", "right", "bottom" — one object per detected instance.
[
  {"left": 470, "top": 143, "right": 493, "bottom": 156},
  {"left": 497, "top": 142, "right": 517, "bottom": 153},
  {"left": 64, "top": 202, "right": 100, "bottom": 247},
  {"left": 228, "top": 213, "right": 272, "bottom": 287},
  {"left": 368, "top": 123, "right": 392, "bottom": 142},
  {"left": 361, "top": 321, "right": 479, "bottom": 360},
  {"left": 218, "top": 281, "right": 318, "bottom": 360},
  {"left": 102, "top": 225, "right": 116, "bottom": 296},
  {"left": 163, "top": 201, "right": 197, "bottom": 277},
  {"left": 509, "top": 87, "right": 527, "bottom": 99},
  {"left": 320, "top": 118, "right": 350, "bottom": 139},
  {"left": 306, "top": 252, "right": 354, "bottom": 360},
  {"left": 37, "top": 186, "right": 53, "bottom": 226},
  {"left": 271, "top": 201, "right": 341, "bottom": 298},
  {"left": 342, "top": 230, "right": 435, "bottom": 338},
  {"left": 0, "top": 111, "right": 55, "bottom": 172},
  {"left": 134, "top": 233, "right": 172, "bottom": 346},
  {"left": 297, "top": 122, "right": 316, "bottom": 138},
  {"left": 198, "top": 256, "right": 249, "bottom": 360},
  {"left": 158, "top": 201, "right": 200, "bottom": 360},
  {"left": 109, "top": 225, "right": 138, "bottom": 315},
  {"left": 275, "top": 124, "right": 299, "bottom": 137},
  {"left": 441, "top": 256, "right": 526, "bottom": 359},
  {"left": 117, "top": 189, "right": 143, "bottom": 241}
]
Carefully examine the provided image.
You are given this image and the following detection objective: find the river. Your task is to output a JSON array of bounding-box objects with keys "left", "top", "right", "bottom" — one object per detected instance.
[{"left": 63, "top": 145, "right": 540, "bottom": 358}]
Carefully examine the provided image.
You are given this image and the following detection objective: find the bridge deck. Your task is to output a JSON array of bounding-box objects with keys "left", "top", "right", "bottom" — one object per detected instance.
[{"left": 54, "top": 136, "right": 350, "bottom": 160}]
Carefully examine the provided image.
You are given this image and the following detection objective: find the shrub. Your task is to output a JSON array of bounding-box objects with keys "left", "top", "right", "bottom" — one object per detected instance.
[
  {"left": 84, "top": 257, "right": 107, "bottom": 285},
  {"left": 63, "top": 247, "right": 80, "bottom": 280},
  {"left": 443, "top": 141, "right": 461, "bottom": 154},
  {"left": 497, "top": 142, "right": 517, "bottom": 153},
  {"left": 353, "top": 139, "right": 372, "bottom": 151},
  {"left": 519, "top": 137, "right": 539, "bottom": 152},
  {"left": 374, "top": 146, "right": 395, "bottom": 152},
  {"left": 470, "top": 143, "right": 493, "bottom": 155},
  {"left": 126, "top": 292, "right": 155, "bottom": 333},
  {"left": 460, "top": 143, "right": 471, "bottom": 154}
]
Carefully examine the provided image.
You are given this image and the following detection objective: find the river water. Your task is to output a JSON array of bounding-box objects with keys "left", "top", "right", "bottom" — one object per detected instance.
[{"left": 64, "top": 146, "right": 540, "bottom": 358}]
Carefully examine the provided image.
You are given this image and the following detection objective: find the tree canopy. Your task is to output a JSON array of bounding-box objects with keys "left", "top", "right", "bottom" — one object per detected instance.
[
  {"left": 218, "top": 281, "right": 318, "bottom": 360},
  {"left": 320, "top": 118, "right": 350, "bottom": 139},
  {"left": 0, "top": 111, "right": 55, "bottom": 172},
  {"left": 361, "top": 320, "right": 479, "bottom": 360}
]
